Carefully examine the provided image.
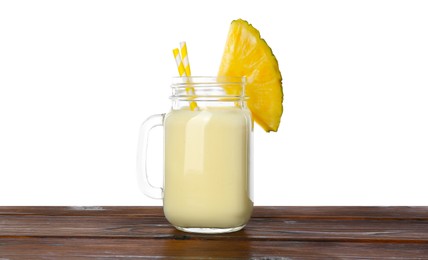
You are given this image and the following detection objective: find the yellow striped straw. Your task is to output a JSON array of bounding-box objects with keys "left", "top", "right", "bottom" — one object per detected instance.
[
  {"left": 180, "top": 41, "right": 191, "bottom": 77},
  {"left": 172, "top": 44, "right": 197, "bottom": 110},
  {"left": 173, "top": 48, "right": 186, "bottom": 77}
]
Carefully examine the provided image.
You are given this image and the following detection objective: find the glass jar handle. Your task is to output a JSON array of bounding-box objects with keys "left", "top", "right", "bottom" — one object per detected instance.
[{"left": 136, "top": 114, "right": 165, "bottom": 199}]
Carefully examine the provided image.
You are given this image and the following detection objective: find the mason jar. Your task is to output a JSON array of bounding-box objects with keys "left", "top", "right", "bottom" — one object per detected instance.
[{"left": 137, "top": 76, "right": 253, "bottom": 234}]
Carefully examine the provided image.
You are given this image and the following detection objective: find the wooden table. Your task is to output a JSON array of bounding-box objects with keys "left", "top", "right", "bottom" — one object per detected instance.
[{"left": 0, "top": 206, "right": 427, "bottom": 259}]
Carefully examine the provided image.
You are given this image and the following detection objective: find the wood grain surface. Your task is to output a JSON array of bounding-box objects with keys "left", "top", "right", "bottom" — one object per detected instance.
[{"left": 1, "top": 206, "right": 427, "bottom": 259}]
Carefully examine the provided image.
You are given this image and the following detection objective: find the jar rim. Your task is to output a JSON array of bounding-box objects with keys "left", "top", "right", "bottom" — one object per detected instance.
[
  {"left": 170, "top": 76, "right": 247, "bottom": 101},
  {"left": 171, "top": 76, "right": 246, "bottom": 86}
]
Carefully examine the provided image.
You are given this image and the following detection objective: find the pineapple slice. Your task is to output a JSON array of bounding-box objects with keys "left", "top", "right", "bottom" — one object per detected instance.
[{"left": 218, "top": 19, "right": 283, "bottom": 132}]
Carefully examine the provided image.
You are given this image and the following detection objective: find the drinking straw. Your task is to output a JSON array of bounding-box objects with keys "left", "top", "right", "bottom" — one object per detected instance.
[
  {"left": 173, "top": 48, "right": 186, "bottom": 77},
  {"left": 180, "top": 41, "right": 191, "bottom": 77},
  {"left": 173, "top": 44, "right": 198, "bottom": 110}
]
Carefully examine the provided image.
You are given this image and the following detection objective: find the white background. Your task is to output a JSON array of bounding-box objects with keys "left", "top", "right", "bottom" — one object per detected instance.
[{"left": 1, "top": 0, "right": 427, "bottom": 206}]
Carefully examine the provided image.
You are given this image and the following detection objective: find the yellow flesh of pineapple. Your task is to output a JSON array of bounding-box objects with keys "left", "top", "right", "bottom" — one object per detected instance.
[{"left": 218, "top": 19, "right": 283, "bottom": 132}]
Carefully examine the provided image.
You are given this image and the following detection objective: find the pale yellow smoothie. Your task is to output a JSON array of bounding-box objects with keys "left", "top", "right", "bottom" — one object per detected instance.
[{"left": 163, "top": 107, "right": 253, "bottom": 229}]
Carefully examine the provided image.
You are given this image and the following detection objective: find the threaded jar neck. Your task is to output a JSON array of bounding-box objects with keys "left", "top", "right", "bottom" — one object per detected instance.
[{"left": 170, "top": 76, "right": 247, "bottom": 110}]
